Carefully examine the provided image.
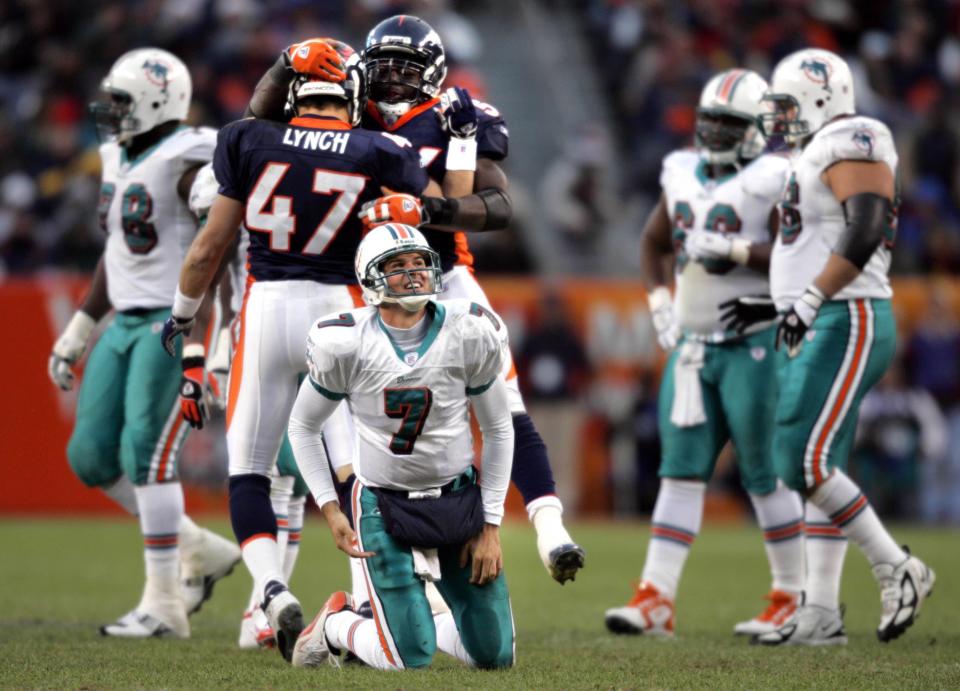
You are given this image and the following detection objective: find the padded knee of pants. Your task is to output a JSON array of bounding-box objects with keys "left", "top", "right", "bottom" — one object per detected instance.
[
  {"left": 120, "top": 426, "right": 177, "bottom": 485},
  {"left": 389, "top": 591, "right": 437, "bottom": 669},
  {"left": 458, "top": 602, "right": 514, "bottom": 669},
  {"left": 66, "top": 434, "right": 120, "bottom": 488}
]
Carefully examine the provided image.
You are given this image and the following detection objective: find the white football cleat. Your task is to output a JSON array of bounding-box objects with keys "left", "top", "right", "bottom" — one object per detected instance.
[
  {"left": 605, "top": 581, "right": 675, "bottom": 637},
  {"left": 100, "top": 597, "right": 189, "bottom": 639},
  {"left": 873, "top": 549, "right": 935, "bottom": 643},
  {"left": 262, "top": 580, "right": 304, "bottom": 662},
  {"left": 292, "top": 591, "right": 354, "bottom": 668},
  {"left": 546, "top": 543, "right": 586, "bottom": 585},
  {"left": 180, "top": 528, "right": 242, "bottom": 615},
  {"left": 238, "top": 606, "right": 276, "bottom": 649},
  {"left": 733, "top": 590, "right": 799, "bottom": 636},
  {"left": 755, "top": 599, "right": 847, "bottom": 646}
]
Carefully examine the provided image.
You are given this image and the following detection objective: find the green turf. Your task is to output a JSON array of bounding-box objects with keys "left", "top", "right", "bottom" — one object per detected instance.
[{"left": 1, "top": 517, "right": 958, "bottom": 688}]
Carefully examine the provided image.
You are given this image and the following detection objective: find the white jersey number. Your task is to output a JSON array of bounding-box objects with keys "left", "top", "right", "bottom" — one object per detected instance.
[{"left": 246, "top": 163, "right": 366, "bottom": 254}]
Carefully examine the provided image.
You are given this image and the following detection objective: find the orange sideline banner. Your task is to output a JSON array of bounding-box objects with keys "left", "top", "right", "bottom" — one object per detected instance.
[{"left": 1, "top": 274, "right": 954, "bottom": 515}]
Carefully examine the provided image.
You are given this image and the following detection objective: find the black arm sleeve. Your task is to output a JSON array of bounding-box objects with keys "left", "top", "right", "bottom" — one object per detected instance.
[
  {"left": 477, "top": 187, "right": 511, "bottom": 230},
  {"left": 835, "top": 193, "right": 892, "bottom": 270},
  {"left": 244, "top": 52, "right": 294, "bottom": 121}
]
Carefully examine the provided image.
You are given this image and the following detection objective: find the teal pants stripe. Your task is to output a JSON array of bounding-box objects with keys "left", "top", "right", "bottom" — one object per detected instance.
[
  {"left": 355, "top": 484, "right": 514, "bottom": 669},
  {"left": 772, "top": 299, "right": 895, "bottom": 491},
  {"left": 657, "top": 327, "right": 778, "bottom": 495},
  {"left": 67, "top": 309, "right": 186, "bottom": 487}
]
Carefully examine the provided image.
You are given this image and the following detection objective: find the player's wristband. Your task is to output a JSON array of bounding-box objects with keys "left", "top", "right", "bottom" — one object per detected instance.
[
  {"left": 648, "top": 286, "right": 672, "bottom": 312},
  {"left": 729, "top": 238, "right": 752, "bottom": 266},
  {"left": 445, "top": 136, "right": 478, "bottom": 172},
  {"left": 64, "top": 311, "right": 97, "bottom": 344},
  {"left": 173, "top": 287, "right": 203, "bottom": 320},
  {"left": 182, "top": 343, "right": 206, "bottom": 361}
]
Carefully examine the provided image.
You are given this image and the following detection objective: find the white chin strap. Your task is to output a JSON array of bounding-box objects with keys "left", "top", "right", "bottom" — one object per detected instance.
[
  {"left": 393, "top": 294, "right": 432, "bottom": 312},
  {"left": 701, "top": 148, "right": 739, "bottom": 165},
  {"left": 377, "top": 101, "right": 413, "bottom": 125}
]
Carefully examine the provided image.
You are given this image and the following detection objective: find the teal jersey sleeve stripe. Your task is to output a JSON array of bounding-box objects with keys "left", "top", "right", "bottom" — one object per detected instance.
[
  {"left": 309, "top": 377, "right": 347, "bottom": 401},
  {"left": 466, "top": 377, "right": 496, "bottom": 396}
]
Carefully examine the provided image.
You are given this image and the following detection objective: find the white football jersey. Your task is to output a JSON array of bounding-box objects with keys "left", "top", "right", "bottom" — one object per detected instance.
[
  {"left": 305, "top": 299, "right": 508, "bottom": 491},
  {"left": 661, "top": 150, "right": 788, "bottom": 341},
  {"left": 770, "top": 116, "right": 897, "bottom": 311},
  {"left": 99, "top": 126, "right": 216, "bottom": 311}
]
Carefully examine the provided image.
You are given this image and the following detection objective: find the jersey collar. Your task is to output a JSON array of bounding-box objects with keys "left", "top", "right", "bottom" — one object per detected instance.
[
  {"left": 289, "top": 114, "right": 352, "bottom": 130},
  {"left": 365, "top": 98, "right": 440, "bottom": 132},
  {"left": 120, "top": 124, "right": 188, "bottom": 168},
  {"left": 376, "top": 301, "right": 446, "bottom": 366}
]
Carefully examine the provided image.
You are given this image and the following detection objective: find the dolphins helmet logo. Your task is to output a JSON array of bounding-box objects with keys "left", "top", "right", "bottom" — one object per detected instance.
[
  {"left": 142, "top": 59, "right": 170, "bottom": 89},
  {"left": 852, "top": 127, "right": 875, "bottom": 157},
  {"left": 800, "top": 59, "right": 832, "bottom": 93}
]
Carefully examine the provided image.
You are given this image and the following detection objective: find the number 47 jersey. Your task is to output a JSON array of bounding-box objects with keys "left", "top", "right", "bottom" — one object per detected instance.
[
  {"left": 214, "top": 114, "right": 428, "bottom": 284},
  {"left": 305, "top": 299, "right": 508, "bottom": 491}
]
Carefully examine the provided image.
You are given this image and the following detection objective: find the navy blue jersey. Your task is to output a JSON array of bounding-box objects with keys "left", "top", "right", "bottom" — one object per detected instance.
[
  {"left": 362, "top": 96, "right": 509, "bottom": 271},
  {"left": 215, "top": 114, "right": 428, "bottom": 283}
]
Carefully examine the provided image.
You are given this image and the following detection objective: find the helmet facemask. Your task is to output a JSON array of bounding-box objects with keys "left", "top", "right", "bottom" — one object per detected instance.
[
  {"left": 90, "top": 89, "right": 137, "bottom": 142},
  {"left": 758, "top": 93, "right": 807, "bottom": 143},
  {"left": 363, "top": 247, "right": 444, "bottom": 312}
]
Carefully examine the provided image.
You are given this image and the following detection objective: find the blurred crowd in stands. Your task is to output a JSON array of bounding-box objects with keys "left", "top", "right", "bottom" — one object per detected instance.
[{"left": 4, "top": 0, "right": 959, "bottom": 522}]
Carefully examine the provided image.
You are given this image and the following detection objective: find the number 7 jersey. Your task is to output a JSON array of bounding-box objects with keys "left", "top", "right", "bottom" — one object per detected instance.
[
  {"left": 214, "top": 114, "right": 427, "bottom": 284},
  {"left": 304, "top": 299, "right": 508, "bottom": 491}
]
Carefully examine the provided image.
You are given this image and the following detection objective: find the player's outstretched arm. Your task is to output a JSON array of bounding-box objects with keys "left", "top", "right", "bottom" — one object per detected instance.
[{"left": 245, "top": 51, "right": 294, "bottom": 121}]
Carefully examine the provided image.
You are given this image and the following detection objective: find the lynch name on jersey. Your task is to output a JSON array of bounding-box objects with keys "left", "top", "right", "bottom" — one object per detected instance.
[{"left": 281, "top": 128, "right": 349, "bottom": 155}]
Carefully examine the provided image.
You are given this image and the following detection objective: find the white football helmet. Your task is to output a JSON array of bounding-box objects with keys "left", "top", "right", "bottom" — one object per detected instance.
[
  {"left": 354, "top": 223, "right": 443, "bottom": 312},
  {"left": 287, "top": 39, "right": 366, "bottom": 126},
  {"left": 90, "top": 48, "right": 191, "bottom": 142},
  {"left": 759, "top": 48, "right": 855, "bottom": 143},
  {"left": 695, "top": 68, "right": 768, "bottom": 164}
]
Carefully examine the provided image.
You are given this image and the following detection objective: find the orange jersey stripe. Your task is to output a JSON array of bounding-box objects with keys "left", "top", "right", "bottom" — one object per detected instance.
[
  {"left": 227, "top": 271, "right": 255, "bottom": 430},
  {"left": 347, "top": 283, "right": 365, "bottom": 307},
  {"left": 453, "top": 232, "right": 475, "bottom": 269}
]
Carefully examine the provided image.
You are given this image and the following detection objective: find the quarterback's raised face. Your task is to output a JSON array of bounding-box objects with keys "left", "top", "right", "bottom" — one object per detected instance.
[{"left": 382, "top": 251, "right": 433, "bottom": 295}]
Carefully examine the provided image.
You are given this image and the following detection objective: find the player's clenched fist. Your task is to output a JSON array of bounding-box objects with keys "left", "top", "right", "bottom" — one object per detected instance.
[
  {"left": 358, "top": 193, "right": 424, "bottom": 230},
  {"left": 287, "top": 38, "right": 347, "bottom": 81}
]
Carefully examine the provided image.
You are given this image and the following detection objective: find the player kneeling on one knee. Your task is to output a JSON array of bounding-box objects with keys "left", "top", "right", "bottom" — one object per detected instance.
[{"left": 287, "top": 224, "right": 516, "bottom": 670}]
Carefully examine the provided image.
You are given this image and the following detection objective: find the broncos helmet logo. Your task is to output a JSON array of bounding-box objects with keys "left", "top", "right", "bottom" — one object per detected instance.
[
  {"left": 852, "top": 128, "right": 875, "bottom": 157},
  {"left": 142, "top": 60, "right": 170, "bottom": 88},
  {"left": 800, "top": 59, "right": 832, "bottom": 92}
]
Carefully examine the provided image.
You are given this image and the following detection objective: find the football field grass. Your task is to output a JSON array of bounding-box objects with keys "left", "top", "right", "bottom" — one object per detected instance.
[{"left": 1, "top": 516, "right": 958, "bottom": 688}]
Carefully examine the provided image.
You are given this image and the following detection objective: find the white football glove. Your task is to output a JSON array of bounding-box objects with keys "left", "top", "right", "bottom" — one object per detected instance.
[
  {"left": 684, "top": 231, "right": 751, "bottom": 265},
  {"left": 48, "top": 311, "right": 96, "bottom": 391},
  {"left": 648, "top": 286, "right": 679, "bottom": 351}
]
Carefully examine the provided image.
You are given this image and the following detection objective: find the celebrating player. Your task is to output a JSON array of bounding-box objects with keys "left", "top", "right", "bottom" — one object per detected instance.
[
  {"left": 742, "top": 48, "right": 935, "bottom": 645},
  {"left": 288, "top": 224, "right": 515, "bottom": 670},
  {"left": 162, "top": 38, "right": 437, "bottom": 662},
  {"left": 48, "top": 48, "right": 240, "bottom": 639},
  {"left": 245, "top": 15, "right": 584, "bottom": 588},
  {"left": 604, "top": 69, "right": 805, "bottom": 638}
]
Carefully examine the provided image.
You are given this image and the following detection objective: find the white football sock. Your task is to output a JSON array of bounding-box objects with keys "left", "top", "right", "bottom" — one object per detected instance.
[
  {"left": 803, "top": 502, "right": 847, "bottom": 610},
  {"left": 103, "top": 474, "right": 138, "bottom": 515},
  {"left": 527, "top": 496, "right": 573, "bottom": 569},
  {"left": 435, "top": 611, "right": 476, "bottom": 666},
  {"left": 350, "top": 557, "right": 369, "bottom": 605},
  {"left": 134, "top": 482, "right": 184, "bottom": 604},
  {"left": 325, "top": 610, "right": 399, "bottom": 671},
  {"left": 810, "top": 470, "right": 905, "bottom": 567},
  {"left": 283, "top": 495, "right": 305, "bottom": 582},
  {"left": 748, "top": 483, "right": 804, "bottom": 593},
  {"left": 241, "top": 536, "right": 285, "bottom": 598},
  {"left": 641, "top": 479, "right": 705, "bottom": 599}
]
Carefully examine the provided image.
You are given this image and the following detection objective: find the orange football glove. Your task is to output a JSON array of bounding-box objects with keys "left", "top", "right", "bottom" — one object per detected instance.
[
  {"left": 287, "top": 38, "right": 346, "bottom": 82},
  {"left": 358, "top": 193, "right": 425, "bottom": 230}
]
